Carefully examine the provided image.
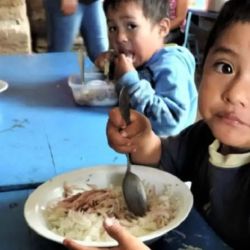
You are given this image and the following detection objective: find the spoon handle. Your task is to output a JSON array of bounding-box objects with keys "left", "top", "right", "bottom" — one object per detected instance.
[
  {"left": 77, "top": 49, "right": 84, "bottom": 84},
  {"left": 119, "top": 87, "right": 132, "bottom": 172},
  {"left": 119, "top": 86, "right": 131, "bottom": 125},
  {"left": 125, "top": 153, "right": 131, "bottom": 173}
]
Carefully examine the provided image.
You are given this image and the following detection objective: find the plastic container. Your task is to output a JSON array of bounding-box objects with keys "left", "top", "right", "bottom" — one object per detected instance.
[{"left": 68, "top": 73, "right": 118, "bottom": 106}]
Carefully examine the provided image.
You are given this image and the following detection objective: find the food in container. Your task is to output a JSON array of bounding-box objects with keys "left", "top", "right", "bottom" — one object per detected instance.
[{"left": 68, "top": 73, "right": 117, "bottom": 106}]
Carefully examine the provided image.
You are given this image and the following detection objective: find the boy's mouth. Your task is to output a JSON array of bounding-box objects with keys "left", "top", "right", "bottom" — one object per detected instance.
[
  {"left": 117, "top": 48, "right": 135, "bottom": 61},
  {"left": 216, "top": 111, "right": 248, "bottom": 127}
]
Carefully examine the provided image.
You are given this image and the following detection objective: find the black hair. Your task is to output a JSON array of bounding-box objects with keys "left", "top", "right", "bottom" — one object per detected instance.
[
  {"left": 103, "top": 0, "right": 169, "bottom": 24},
  {"left": 202, "top": 0, "right": 250, "bottom": 67}
]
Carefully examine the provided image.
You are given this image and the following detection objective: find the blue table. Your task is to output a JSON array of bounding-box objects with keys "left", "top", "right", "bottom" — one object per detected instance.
[
  {"left": 0, "top": 52, "right": 124, "bottom": 190},
  {"left": 0, "top": 52, "right": 232, "bottom": 250}
]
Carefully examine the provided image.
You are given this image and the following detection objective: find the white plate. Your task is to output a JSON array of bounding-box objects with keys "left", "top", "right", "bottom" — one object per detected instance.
[
  {"left": 0, "top": 80, "right": 8, "bottom": 93},
  {"left": 24, "top": 164, "right": 193, "bottom": 247}
]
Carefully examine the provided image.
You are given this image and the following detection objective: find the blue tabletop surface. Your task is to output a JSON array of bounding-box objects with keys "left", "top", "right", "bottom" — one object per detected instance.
[
  {"left": 0, "top": 52, "right": 233, "bottom": 250},
  {"left": 0, "top": 52, "right": 125, "bottom": 189}
]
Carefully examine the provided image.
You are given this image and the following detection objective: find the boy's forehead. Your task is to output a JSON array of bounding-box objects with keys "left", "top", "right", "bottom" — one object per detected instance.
[
  {"left": 205, "top": 22, "right": 250, "bottom": 66},
  {"left": 215, "top": 22, "right": 250, "bottom": 48}
]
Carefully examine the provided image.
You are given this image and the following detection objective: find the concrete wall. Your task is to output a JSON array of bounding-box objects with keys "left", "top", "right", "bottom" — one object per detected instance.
[{"left": 0, "top": 0, "right": 31, "bottom": 54}]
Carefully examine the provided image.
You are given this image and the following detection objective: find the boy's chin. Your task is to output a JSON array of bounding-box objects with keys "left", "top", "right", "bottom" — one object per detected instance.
[{"left": 213, "top": 130, "right": 250, "bottom": 150}]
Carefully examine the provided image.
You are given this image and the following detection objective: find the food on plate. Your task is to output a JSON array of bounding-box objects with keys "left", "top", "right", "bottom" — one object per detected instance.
[
  {"left": 68, "top": 75, "right": 118, "bottom": 106},
  {"left": 44, "top": 182, "right": 178, "bottom": 242}
]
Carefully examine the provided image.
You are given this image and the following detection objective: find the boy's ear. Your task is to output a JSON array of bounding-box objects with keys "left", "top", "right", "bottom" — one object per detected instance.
[{"left": 159, "top": 17, "right": 170, "bottom": 37}]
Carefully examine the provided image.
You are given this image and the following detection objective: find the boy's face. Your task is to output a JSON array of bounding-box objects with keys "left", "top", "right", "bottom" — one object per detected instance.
[
  {"left": 106, "top": 1, "right": 168, "bottom": 67},
  {"left": 199, "top": 23, "right": 250, "bottom": 149}
]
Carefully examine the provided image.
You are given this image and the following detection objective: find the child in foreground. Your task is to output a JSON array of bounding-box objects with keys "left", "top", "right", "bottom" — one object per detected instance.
[
  {"left": 64, "top": 0, "right": 250, "bottom": 249},
  {"left": 96, "top": 0, "right": 197, "bottom": 136}
]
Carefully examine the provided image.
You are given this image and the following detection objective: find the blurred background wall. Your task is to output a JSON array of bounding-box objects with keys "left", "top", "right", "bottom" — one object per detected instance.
[
  {"left": 0, "top": 0, "right": 31, "bottom": 54},
  {"left": 0, "top": 0, "right": 228, "bottom": 55}
]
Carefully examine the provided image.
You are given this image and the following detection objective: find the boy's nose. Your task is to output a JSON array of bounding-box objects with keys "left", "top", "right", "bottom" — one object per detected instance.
[
  {"left": 116, "top": 30, "right": 128, "bottom": 43},
  {"left": 222, "top": 76, "right": 249, "bottom": 107}
]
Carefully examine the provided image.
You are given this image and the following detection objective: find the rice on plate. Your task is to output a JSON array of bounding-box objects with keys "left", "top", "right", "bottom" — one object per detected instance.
[{"left": 24, "top": 165, "right": 193, "bottom": 247}]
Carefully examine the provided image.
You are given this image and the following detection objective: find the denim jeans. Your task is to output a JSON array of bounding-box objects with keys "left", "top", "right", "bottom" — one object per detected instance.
[{"left": 43, "top": 0, "right": 109, "bottom": 62}]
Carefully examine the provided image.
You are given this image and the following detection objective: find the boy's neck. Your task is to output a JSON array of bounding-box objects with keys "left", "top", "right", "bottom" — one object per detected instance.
[{"left": 219, "top": 144, "right": 250, "bottom": 155}]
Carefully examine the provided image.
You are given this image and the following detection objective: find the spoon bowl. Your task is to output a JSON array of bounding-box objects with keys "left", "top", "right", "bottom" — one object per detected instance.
[
  {"left": 122, "top": 154, "right": 147, "bottom": 216},
  {"left": 119, "top": 86, "right": 148, "bottom": 216}
]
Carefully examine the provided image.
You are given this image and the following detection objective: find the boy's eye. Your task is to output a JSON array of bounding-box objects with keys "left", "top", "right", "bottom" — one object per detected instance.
[
  {"left": 108, "top": 26, "right": 116, "bottom": 33},
  {"left": 127, "top": 23, "right": 137, "bottom": 30},
  {"left": 214, "top": 62, "right": 233, "bottom": 74}
]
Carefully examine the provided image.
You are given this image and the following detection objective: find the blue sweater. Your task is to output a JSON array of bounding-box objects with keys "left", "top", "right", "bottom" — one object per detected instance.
[{"left": 117, "top": 45, "right": 198, "bottom": 136}]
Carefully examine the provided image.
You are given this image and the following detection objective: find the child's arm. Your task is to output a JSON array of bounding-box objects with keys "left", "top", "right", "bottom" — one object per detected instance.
[
  {"left": 116, "top": 48, "right": 197, "bottom": 136},
  {"left": 107, "top": 108, "right": 161, "bottom": 166}
]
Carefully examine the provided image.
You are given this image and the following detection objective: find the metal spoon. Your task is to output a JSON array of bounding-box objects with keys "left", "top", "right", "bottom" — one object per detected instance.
[
  {"left": 104, "top": 49, "right": 116, "bottom": 82},
  {"left": 77, "top": 49, "right": 84, "bottom": 84},
  {"left": 119, "top": 86, "right": 148, "bottom": 216}
]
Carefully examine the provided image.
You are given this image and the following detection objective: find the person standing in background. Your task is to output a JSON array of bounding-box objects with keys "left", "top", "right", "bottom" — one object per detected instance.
[
  {"left": 165, "top": 0, "right": 188, "bottom": 45},
  {"left": 43, "top": 0, "right": 109, "bottom": 64}
]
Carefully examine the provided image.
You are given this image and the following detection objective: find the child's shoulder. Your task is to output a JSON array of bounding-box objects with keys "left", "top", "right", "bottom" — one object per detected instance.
[
  {"left": 151, "top": 45, "right": 195, "bottom": 69},
  {"left": 163, "top": 44, "right": 194, "bottom": 58}
]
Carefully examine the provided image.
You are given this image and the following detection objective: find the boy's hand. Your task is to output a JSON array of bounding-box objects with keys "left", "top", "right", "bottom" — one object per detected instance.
[
  {"left": 95, "top": 52, "right": 134, "bottom": 80},
  {"left": 106, "top": 108, "right": 151, "bottom": 154},
  {"left": 61, "top": 0, "right": 78, "bottom": 15},
  {"left": 106, "top": 107, "right": 161, "bottom": 166},
  {"left": 63, "top": 217, "right": 150, "bottom": 250},
  {"left": 114, "top": 53, "right": 135, "bottom": 79}
]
